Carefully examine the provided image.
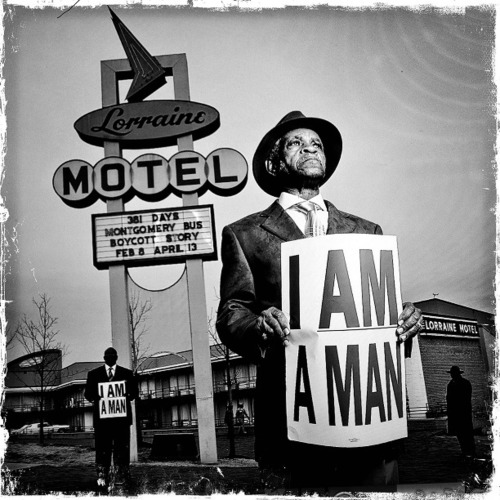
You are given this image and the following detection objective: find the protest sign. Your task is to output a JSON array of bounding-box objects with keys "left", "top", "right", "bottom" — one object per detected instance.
[
  {"left": 98, "top": 380, "right": 128, "bottom": 419},
  {"left": 281, "top": 234, "right": 407, "bottom": 448}
]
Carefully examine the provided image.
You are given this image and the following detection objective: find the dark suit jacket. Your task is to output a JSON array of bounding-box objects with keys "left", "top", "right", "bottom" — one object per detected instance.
[
  {"left": 216, "top": 200, "right": 402, "bottom": 467},
  {"left": 446, "top": 377, "right": 473, "bottom": 435},
  {"left": 84, "top": 365, "right": 138, "bottom": 427}
]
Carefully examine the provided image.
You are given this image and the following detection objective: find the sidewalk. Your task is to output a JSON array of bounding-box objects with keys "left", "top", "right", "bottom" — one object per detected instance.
[{"left": 2, "top": 430, "right": 493, "bottom": 496}]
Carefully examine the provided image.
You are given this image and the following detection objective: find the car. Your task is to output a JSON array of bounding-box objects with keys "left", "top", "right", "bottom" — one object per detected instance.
[
  {"left": 10, "top": 422, "right": 50, "bottom": 435},
  {"left": 10, "top": 424, "right": 29, "bottom": 436},
  {"left": 45, "top": 424, "right": 70, "bottom": 433}
]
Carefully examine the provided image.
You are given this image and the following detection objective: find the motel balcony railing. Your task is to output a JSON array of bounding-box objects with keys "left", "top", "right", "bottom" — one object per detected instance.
[
  {"left": 139, "top": 386, "right": 196, "bottom": 400},
  {"left": 213, "top": 376, "right": 257, "bottom": 393},
  {"left": 4, "top": 402, "right": 58, "bottom": 413},
  {"left": 6, "top": 376, "right": 258, "bottom": 413},
  {"left": 5, "top": 399, "right": 94, "bottom": 413},
  {"left": 138, "top": 376, "right": 257, "bottom": 401}
]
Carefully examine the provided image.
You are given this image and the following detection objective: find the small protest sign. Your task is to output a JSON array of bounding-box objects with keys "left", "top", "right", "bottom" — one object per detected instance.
[
  {"left": 98, "top": 380, "right": 128, "bottom": 419},
  {"left": 281, "top": 234, "right": 407, "bottom": 448}
]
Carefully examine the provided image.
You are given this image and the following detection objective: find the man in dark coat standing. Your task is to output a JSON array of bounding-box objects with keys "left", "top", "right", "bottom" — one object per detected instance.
[
  {"left": 85, "top": 347, "right": 138, "bottom": 490},
  {"left": 446, "top": 365, "right": 475, "bottom": 458},
  {"left": 216, "top": 111, "right": 423, "bottom": 490}
]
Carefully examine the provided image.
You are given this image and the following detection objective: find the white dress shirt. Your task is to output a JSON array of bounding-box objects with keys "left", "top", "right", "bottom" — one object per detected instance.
[{"left": 277, "top": 192, "right": 328, "bottom": 235}]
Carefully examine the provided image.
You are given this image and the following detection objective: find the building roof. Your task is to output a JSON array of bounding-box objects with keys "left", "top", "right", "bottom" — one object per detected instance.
[
  {"left": 6, "top": 349, "right": 61, "bottom": 370},
  {"left": 5, "top": 349, "right": 63, "bottom": 388},
  {"left": 137, "top": 345, "right": 235, "bottom": 374},
  {"left": 60, "top": 362, "right": 102, "bottom": 384},
  {"left": 415, "top": 298, "right": 495, "bottom": 326},
  {"left": 6, "top": 345, "right": 239, "bottom": 391}
]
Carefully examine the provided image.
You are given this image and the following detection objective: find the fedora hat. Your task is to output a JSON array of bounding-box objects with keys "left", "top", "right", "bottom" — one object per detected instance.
[
  {"left": 252, "top": 111, "right": 343, "bottom": 197},
  {"left": 447, "top": 365, "right": 464, "bottom": 374}
]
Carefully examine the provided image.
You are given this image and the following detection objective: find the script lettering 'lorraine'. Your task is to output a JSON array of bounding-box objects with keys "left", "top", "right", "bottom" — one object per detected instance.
[{"left": 90, "top": 106, "right": 206, "bottom": 137}]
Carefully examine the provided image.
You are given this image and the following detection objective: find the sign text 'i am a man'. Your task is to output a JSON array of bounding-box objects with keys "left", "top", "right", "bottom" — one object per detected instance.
[
  {"left": 98, "top": 381, "right": 128, "bottom": 419},
  {"left": 282, "top": 235, "right": 407, "bottom": 449}
]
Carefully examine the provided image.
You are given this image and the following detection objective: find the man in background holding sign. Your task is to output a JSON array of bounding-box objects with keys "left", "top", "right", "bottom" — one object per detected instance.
[
  {"left": 217, "top": 111, "right": 422, "bottom": 490},
  {"left": 85, "top": 347, "right": 138, "bottom": 492}
]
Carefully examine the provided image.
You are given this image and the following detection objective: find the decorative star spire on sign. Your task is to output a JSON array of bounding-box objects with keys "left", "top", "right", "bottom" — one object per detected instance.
[{"left": 108, "top": 7, "right": 167, "bottom": 102}]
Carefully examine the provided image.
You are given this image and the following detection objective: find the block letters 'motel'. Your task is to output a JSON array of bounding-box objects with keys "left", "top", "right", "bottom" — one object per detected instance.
[
  {"left": 63, "top": 166, "right": 89, "bottom": 195},
  {"left": 212, "top": 155, "right": 238, "bottom": 183},
  {"left": 137, "top": 159, "right": 163, "bottom": 188}
]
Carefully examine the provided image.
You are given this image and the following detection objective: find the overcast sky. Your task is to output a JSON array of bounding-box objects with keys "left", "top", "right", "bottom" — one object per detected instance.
[{"left": 2, "top": 1, "right": 496, "bottom": 367}]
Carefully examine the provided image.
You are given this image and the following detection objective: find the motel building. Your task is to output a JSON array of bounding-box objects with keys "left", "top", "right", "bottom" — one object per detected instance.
[
  {"left": 4, "top": 346, "right": 256, "bottom": 434},
  {"left": 4, "top": 298, "right": 494, "bottom": 440},
  {"left": 406, "top": 298, "right": 494, "bottom": 423}
]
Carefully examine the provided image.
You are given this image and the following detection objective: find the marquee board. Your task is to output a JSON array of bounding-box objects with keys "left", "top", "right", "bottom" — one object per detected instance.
[{"left": 92, "top": 205, "right": 217, "bottom": 269}]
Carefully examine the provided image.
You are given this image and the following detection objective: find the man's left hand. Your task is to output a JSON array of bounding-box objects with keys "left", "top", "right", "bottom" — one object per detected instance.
[{"left": 396, "top": 302, "right": 423, "bottom": 342}]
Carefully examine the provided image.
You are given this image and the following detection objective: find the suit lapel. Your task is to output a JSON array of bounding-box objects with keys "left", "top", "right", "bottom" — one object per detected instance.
[
  {"left": 259, "top": 201, "right": 304, "bottom": 242},
  {"left": 326, "top": 200, "right": 357, "bottom": 234}
]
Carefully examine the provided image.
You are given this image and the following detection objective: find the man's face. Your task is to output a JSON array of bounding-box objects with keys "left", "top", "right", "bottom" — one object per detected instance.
[
  {"left": 104, "top": 349, "right": 118, "bottom": 367},
  {"left": 280, "top": 128, "right": 326, "bottom": 181}
]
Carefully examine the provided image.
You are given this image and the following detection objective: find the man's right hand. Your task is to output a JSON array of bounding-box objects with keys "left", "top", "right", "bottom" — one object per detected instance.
[{"left": 256, "top": 307, "right": 290, "bottom": 346}]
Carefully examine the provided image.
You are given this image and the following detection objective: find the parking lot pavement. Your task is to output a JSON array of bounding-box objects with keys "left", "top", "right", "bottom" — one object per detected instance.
[
  {"left": 3, "top": 428, "right": 493, "bottom": 495},
  {"left": 398, "top": 431, "right": 492, "bottom": 485}
]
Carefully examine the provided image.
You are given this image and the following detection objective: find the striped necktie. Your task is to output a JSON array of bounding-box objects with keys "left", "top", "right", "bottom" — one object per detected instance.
[
  {"left": 294, "top": 201, "right": 325, "bottom": 237},
  {"left": 108, "top": 367, "right": 114, "bottom": 381}
]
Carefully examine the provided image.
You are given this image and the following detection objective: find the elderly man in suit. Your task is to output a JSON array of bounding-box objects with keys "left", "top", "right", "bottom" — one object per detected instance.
[
  {"left": 216, "top": 111, "right": 423, "bottom": 490},
  {"left": 85, "top": 347, "right": 138, "bottom": 491}
]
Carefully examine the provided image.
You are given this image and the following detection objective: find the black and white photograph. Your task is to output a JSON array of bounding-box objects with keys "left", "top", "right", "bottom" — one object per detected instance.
[{"left": 0, "top": 0, "right": 497, "bottom": 496}]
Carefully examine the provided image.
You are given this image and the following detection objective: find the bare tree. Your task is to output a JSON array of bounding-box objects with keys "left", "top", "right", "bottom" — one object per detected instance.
[
  {"left": 208, "top": 312, "right": 239, "bottom": 458},
  {"left": 13, "top": 293, "right": 65, "bottom": 444},
  {"left": 5, "top": 325, "right": 16, "bottom": 350},
  {"left": 129, "top": 291, "right": 153, "bottom": 374},
  {"left": 129, "top": 291, "right": 153, "bottom": 446}
]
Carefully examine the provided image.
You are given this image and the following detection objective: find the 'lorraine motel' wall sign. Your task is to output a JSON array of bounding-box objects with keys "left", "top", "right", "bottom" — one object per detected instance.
[
  {"left": 421, "top": 314, "right": 479, "bottom": 337},
  {"left": 74, "top": 100, "right": 220, "bottom": 149},
  {"left": 92, "top": 205, "right": 217, "bottom": 269}
]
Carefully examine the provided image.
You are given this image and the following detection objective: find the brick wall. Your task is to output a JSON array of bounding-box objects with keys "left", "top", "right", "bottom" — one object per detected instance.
[{"left": 418, "top": 335, "right": 489, "bottom": 411}]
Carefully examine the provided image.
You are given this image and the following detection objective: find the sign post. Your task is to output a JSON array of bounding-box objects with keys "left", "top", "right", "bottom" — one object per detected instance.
[
  {"left": 174, "top": 58, "right": 217, "bottom": 463},
  {"left": 54, "top": 15, "right": 247, "bottom": 466},
  {"left": 173, "top": 55, "right": 218, "bottom": 464},
  {"left": 101, "top": 58, "right": 137, "bottom": 461},
  {"left": 98, "top": 54, "right": 218, "bottom": 463}
]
